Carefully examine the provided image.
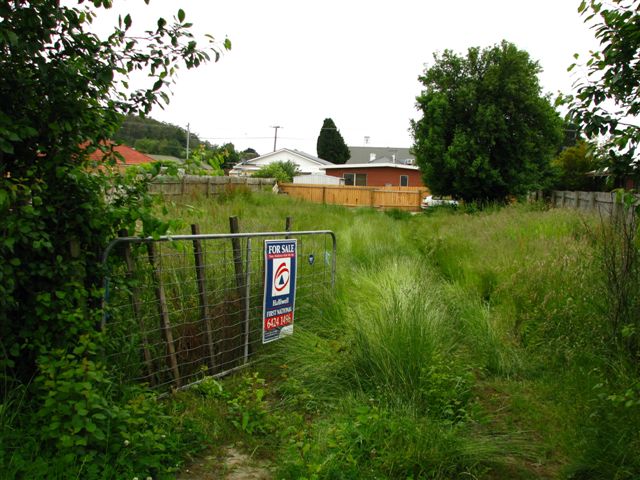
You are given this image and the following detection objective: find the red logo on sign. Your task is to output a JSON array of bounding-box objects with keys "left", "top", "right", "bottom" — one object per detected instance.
[{"left": 274, "top": 262, "right": 290, "bottom": 292}]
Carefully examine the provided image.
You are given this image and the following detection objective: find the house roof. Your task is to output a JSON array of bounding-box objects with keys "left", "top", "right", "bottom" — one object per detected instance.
[
  {"left": 239, "top": 148, "right": 332, "bottom": 166},
  {"left": 149, "top": 154, "right": 185, "bottom": 163},
  {"left": 88, "top": 143, "right": 155, "bottom": 165},
  {"left": 321, "top": 162, "right": 420, "bottom": 171},
  {"left": 347, "top": 146, "right": 415, "bottom": 165}
]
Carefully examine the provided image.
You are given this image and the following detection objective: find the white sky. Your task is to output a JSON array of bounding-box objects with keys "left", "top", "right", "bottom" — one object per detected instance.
[{"left": 94, "top": 0, "right": 599, "bottom": 156}]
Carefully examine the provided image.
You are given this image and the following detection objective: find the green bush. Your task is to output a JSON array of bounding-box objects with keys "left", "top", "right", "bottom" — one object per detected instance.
[{"left": 252, "top": 161, "right": 299, "bottom": 183}]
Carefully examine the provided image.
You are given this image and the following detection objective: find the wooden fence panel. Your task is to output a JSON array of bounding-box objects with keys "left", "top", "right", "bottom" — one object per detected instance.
[
  {"left": 280, "top": 183, "right": 429, "bottom": 211},
  {"left": 149, "top": 176, "right": 274, "bottom": 198},
  {"left": 549, "top": 190, "right": 639, "bottom": 217},
  {"left": 372, "top": 190, "right": 421, "bottom": 210},
  {"left": 326, "top": 186, "right": 373, "bottom": 207}
]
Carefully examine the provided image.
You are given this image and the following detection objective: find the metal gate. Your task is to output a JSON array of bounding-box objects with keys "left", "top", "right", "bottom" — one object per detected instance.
[{"left": 101, "top": 230, "right": 336, "bottom": 392}]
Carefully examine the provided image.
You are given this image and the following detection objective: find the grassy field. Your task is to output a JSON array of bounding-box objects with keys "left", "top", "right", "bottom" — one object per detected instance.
[
  {"left": 5, "top": 189, "right": 636, "bottom": 479},
  {"left": 160, "top": 190, "right": 639, "bottom": 479}
]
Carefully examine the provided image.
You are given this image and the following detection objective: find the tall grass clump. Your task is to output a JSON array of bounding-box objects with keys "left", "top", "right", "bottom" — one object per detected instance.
[{"left": 343, "top": 261, "right": 469, "bottom": 413}]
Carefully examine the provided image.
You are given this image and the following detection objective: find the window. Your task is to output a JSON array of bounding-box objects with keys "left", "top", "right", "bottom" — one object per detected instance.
[
  {"left": 344, "top": 173, "right": 354, "bottom": 185},
  {"left": 343, "top": 173, "right": 367, "bottom": 186},
  {"left": 400, "top": 175, "right": 409, "bottom": 187}
]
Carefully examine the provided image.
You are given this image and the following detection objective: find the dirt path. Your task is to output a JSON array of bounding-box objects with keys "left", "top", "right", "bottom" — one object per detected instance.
[{"left": 178, "top": 446, "right": 272, "bottom": 480}]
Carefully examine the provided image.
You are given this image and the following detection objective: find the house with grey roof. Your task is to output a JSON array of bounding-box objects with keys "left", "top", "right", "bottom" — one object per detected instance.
[
  {"left": 347, "top": 146, "right": 415, "bottom": 166},
  {"left": 229, "top": 148, "right": 332, "bottom": 177}
]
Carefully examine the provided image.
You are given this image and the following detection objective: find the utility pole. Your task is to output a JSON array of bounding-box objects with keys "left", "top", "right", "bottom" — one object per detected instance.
[
  {"left": 186, "top": 123, "right": 190, "bottom": 160},
  {"left": 270, "top": 125, "right": 282, "bottom": 152}
]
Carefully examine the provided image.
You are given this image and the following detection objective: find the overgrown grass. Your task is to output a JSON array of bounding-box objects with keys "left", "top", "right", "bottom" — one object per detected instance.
[
  {"left": 5, "top": 189, "right": 638, "bottom": 478},
  {"left": 165, "top": 191, "right": 636, "bottom": 479}
]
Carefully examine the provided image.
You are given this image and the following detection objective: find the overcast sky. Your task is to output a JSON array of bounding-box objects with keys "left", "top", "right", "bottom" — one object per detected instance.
[{"left": 94, "top": 0, "right": 599, "bottom": 156}]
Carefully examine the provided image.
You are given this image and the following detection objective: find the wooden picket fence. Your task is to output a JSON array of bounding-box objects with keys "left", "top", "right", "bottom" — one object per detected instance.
[{"left": 279, "top": 183, "right": 430, "bottom": 211}]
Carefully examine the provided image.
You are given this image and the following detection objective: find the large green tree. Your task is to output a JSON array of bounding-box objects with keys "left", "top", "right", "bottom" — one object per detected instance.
[
  {"left": 0, "top": 1, "right": 228, "bottom": 476},
  {"left": 316, "top": 118, "right": 350, "bottom": 164},
  {"left": 565, "top": 0, "right": 640, "bottom": 185},
  {"left": 0, "top": 0, "right": 227, "bottom": 390},
  {"left": 412, "top": 41, "right": 563, "bottom": 203}
]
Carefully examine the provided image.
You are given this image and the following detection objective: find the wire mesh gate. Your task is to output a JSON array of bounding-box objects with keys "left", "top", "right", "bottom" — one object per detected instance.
[{"left": 101, "top": 230, "right": 336, "bottom": 392}]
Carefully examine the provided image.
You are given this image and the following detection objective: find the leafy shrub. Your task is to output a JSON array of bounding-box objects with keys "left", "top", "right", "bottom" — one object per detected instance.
[
  {"left": 252, "top": 161, "right": 299, "bottom": 183},
  {"left": 197, "top": 372, "right": 276, "bottom": 436},
  {"left": 0, "top": 2, "right": 224, "bottom": 476}
]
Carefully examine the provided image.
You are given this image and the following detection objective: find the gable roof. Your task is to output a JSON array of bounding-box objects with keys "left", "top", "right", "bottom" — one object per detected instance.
[
  {"left": 347, "top": 146, "right": 415, "bottom": 165},
  {"left": 322, "top": 162, "right": 420, "bottom": 171},
  {"left": 240, "top": 148, "right": 332, "bottom": 166},
  {"left": 88, "top": 143, "right": 155, "bottom": 165}
]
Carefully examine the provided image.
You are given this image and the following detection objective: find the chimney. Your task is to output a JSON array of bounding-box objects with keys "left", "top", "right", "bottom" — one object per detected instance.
[{"left": 369, "top": 153, "right": 376, "bottom": 162}]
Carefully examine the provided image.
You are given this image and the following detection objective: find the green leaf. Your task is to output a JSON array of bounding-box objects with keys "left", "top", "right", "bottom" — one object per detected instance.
[
  {"left": 578, "top": 0, "right": 587, "bottom": 13},
  {"left": 178, "top": 9, "right": 185, "bottom": 22},
  {"left": 124, "top": 14, "right": 131, "bottom": 28}
]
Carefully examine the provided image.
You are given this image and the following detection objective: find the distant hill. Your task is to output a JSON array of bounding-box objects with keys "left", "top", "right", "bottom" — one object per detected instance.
[
  {"left": 114, "top": 115, "right": 197, "bottom": 159},
  {"left": 114, "top": 115, "right": 258, "bottom": 169}
]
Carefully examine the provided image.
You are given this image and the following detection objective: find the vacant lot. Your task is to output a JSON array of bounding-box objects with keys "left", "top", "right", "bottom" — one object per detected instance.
[{"left": 165, "top": 191, "right": 639, "bottom": 480}]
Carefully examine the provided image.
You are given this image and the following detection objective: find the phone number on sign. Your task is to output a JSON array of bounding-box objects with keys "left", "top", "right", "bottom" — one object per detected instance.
[{"left": 265, "top": 313, "right": 292, "bottom": 330}]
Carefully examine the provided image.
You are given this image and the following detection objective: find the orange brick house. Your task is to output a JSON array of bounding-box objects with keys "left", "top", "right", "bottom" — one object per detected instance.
[{"left": 321, "top": 162, "right": 424, "bottom": 187}]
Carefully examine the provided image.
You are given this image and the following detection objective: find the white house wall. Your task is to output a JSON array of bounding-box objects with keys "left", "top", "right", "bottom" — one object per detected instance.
[
  {"left": 251, "top": 151, "right": 325, "bottom": 174},
  {"left": 293, "top": 173, "right": 343, "bottom": 185}
]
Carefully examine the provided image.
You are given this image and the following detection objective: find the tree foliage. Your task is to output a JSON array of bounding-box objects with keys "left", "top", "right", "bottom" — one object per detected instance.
[
  {"left": 316, "top": 118, "right": 350, "bottom": 164},
  {"left": 0, "top": 2, "right": 226, "bottom": 475},
  {"left": 412, "top": 41, "right": 564, "bottom": 203},
  {"left": 115, "top": 114, "right": 246, "bottom": 169},
  {"left": 552, "top": 141, "right": 605, "bottom": 191},
  {"left": 564, "top": 0, "right": 640, "bottom": 186},
  {"left": 252, "top": 160, "right": 299, "bottom": 183},
  {"left": 116, "top": 115, "right": 193, "bottom": 157}
]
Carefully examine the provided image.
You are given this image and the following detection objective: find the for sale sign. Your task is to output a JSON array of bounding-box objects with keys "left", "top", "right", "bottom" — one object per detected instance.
[{"left": 262, "top": 239, "right": 297, "bottom": 343}]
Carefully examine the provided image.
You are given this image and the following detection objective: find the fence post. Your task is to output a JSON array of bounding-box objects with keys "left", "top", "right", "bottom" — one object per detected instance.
[
  {"left": 119, "top": 230, "right": 155, "bottom": 386},
  {"left": 229, "top": 216, "right": 244, "bottom": 295},
  {"left": 243, "top": 238, "right": 252, "bottom": 364},
  {"left": 147, "top": 242, "right": 181, "bottom": 389},
  {"left": 285, "top": 216, "right": 292, "bottom": 240},
  {"left": 322, "top": 186, "right": 327, "bottom": 205},
  {"left": 191, "top": 224, "right": 216, "bottom": 372}
]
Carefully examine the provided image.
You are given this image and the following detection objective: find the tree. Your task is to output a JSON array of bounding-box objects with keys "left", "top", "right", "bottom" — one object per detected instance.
[
  {"left": 552, "top": 141, "right": 605, "bottom": 191},
  {"left": 0, "top": 1, "right": 229, "bottom": 475},
  {"left": 565, "top": 0, "right": 640, "bottom": 185},
  {"left": 316, "top": 118, "right": 350, "bottom": 164},
  {"left": 412, "top": 41, "right": 563, "bottom": 203},
  {"left": 253, "top": 161, "right": 299, "bottom": 183},
  {"left": 241, "top": 147, "right": 259, "bottom": 160},
  {"left": 0, "top": 1, "right": 227, "bottom": 390}
]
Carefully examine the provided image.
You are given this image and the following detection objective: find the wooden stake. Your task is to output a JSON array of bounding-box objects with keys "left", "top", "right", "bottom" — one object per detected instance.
[
  {"left": 229, "top": 216, "right": 244, "bottom": 296},
  {"left": 119, "top": 231, "right": 156, "bottom": 386},
  {"left": 191, "top": 224, "right": 216, "bottom": 372},
  {"left": 147, "top": 242, "right": 181, "bottom": 389}
]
